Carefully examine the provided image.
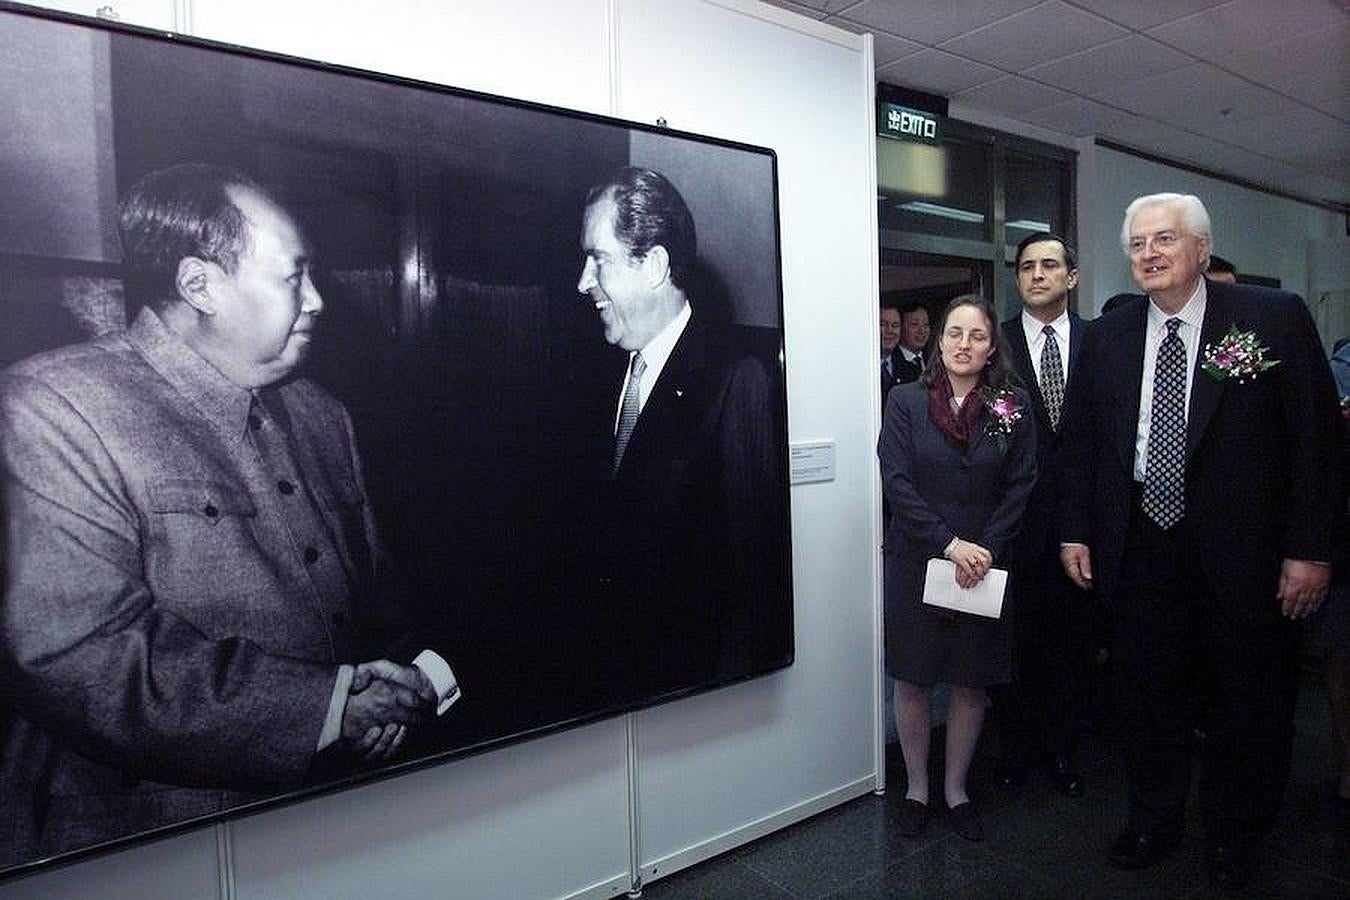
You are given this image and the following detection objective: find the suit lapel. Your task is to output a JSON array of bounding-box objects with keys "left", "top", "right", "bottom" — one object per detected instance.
[
  {"left": 1002, "top": 319, "right": 1050, "bottom": 432},
  {"left": 1185, "top": 285, "right": 1231, "bottom": 464},
  {"left": 620, "top": 321, "right": 704, "bottom": 468},
  {"left": 1113, "top": 303, "right": 1149, "bottom": 474},
  {"left": 1066, "top": 313, "right": 1084, "bottom": 380}
]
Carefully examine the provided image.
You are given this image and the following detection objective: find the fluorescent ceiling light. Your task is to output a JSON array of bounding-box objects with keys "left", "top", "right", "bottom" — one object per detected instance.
[
  {"left": 1006, "top": 218, "right": 1051, "bottom": 232},
  {"left": 898, "top": 201, "right": 984, "bottom": 223}
]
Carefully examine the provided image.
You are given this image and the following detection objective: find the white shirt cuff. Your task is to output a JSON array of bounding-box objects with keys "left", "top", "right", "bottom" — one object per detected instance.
[
  {"left": 413, "top": 649, "right": 461, "bottom": 716},
  {"left": 317, "top": 663, "right": 356, "bottom": 751}
]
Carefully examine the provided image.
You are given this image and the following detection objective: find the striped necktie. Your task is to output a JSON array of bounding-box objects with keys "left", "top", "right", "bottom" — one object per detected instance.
[{"left": 612, "top": 352, "right": 646, "bottom": 472}]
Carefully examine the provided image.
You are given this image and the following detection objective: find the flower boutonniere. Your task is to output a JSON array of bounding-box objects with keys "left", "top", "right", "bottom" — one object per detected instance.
[
  {"left": 981, "top": 386, "right": 1024, "bottom": 454},
  {"left": 1201, "top": 325, "right": 1280, "bottom": 383}
]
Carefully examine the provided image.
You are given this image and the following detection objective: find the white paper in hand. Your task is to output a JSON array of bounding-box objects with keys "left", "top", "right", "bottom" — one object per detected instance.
[{"left": 922, "top": 558, "right": 1007, "bottom": 619}]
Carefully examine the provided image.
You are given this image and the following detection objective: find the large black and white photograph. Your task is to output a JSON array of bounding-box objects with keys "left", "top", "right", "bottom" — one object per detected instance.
[{"left": 0, "top": 5, "right": 792, "bottom": 879}]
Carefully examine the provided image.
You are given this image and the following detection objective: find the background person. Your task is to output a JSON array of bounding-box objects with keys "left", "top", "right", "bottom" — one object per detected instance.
[{"left": 993, "top": 232, "right": 1092, "bottom": 798}]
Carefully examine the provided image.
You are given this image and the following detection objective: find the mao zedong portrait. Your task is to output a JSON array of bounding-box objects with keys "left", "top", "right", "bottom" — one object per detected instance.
[{"left": 0, "top": 164, "right": 458, "bottom": 868}]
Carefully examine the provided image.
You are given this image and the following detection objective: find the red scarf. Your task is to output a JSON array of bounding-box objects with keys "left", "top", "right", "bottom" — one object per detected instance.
[{"left": 927, "top": 376, "right": 984, "bottom": 448}]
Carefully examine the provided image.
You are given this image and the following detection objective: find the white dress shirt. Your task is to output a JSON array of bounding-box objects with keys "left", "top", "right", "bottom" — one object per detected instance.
[
  {"left": 1020, "top": 308, "right": 1070, "bottom": 392},
  {"left": 1133, "top": 279, "right": 1207, "bottom": 481}
]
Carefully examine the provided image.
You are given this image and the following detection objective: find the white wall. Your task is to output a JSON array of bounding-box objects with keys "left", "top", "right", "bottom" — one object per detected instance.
[{"left": 1, "top": 2, "right": 882, "bottom": 898}]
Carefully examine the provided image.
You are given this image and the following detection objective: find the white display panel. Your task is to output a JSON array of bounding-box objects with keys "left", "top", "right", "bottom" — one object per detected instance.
[
  {"left": 188, "top": 0, "right": 614, "bottom": 117},
  {"left": 615, "top": 0, "right": 881, "bottom": 879},
  {"left": 0, "top": 828, "right": 220, "bottom": 900},
  {"left": 229, "top": 721, "right": 631, "bottom": 900},
  {"left": 11, "top": 0, "right": 175, "bottom": 29}
]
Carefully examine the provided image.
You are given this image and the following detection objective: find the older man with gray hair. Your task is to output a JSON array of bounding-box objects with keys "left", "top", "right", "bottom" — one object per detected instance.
[{"left": 1057, "top": 193, "right": 1341, "bottom": 888}]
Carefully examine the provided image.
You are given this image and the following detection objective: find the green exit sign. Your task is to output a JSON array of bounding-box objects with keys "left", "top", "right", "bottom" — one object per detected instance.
[{"left": 877, "top": 103, "right": 941, "bottom": 145}]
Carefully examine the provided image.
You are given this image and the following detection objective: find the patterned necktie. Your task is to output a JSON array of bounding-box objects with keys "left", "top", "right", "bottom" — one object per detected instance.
[
  {"left": 612, "top": 352, "right": 646, "bottom": 472},
  {"left": 1039, "top": 325, "right": 1064, "bottom": 432},
  {"left": 1141, "top": 318, "right": 1186, "bottom": 528}
]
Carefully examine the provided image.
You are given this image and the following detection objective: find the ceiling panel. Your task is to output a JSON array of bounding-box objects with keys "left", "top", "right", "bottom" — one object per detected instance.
[
  {"left": 1092, "top": 62, "right": 1291, "bottom": 127},
  {"left": 769, "top": 0, "right": 864, "bottom": 12},
  {"left": 1019, "top": 96, "right": 1133, "bottom": 135},
  {"left": 1204, "top": 107, "right": 1350, "bottom": 157},
  {"left": 837, "top": 0, "right": 1043, "bottom": 45},
  {"left": 938, "top": 1, "right": 1129, "bottom": 72},
  {"left": 1145, "top": 0, "right": 1346, "bottom": 64},
  {"left": 876, "top": 47, "right": 1004, "bottom": 95},
  {"left": 1023, "top": 35, "right": 1195, "bottom": 96},
  {"left": 756, "top": 0, "right": 831, "bottom": 19},
  {"left": 811, "top": 0, "right": 1349, "bottom": 204},
  {"left": 827, "top": 17, "right": 925, "bottom": 64},
  {"left": 1060, "top": 0, "right": 1233, "bottom": 31},
  {"left": 954, "top": 75, "right": 1075, "bottom": 115},
  {"left": 1220, "top": 23, "right": 1350, "bottom": 95}
]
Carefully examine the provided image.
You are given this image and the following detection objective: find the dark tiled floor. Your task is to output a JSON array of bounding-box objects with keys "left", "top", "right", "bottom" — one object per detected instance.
[{"left": 639, "top": 670, "right": 1350, "bottom": 899}]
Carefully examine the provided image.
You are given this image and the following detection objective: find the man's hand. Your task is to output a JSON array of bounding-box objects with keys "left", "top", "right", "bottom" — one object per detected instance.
[
  {"left": 1277, "top": 558, "right": 1330, "bottom": 619},
  {"left": 1061, "top": 543, "right": 1093, "bottom": 590},
  {"left": 342, "top": 660, "right": 436, "bottom": 762},
  {"left": 946, "top": 538, "right": 992, "bottom": 588},
  {"left": 351, "top": 659, "right": 438, "bottom": 707}
]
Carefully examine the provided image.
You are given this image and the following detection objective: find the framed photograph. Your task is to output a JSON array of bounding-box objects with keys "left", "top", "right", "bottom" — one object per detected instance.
[{"left": 0, "top": 2, "right": 792, "bottom": 879}]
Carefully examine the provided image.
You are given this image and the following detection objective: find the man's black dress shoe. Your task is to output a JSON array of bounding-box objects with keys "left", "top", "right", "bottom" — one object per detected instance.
[
  {"left": 1108, "top": 828, "right": 1181, "bottom": 870},
  {"left": 1204, "top": 840, "right": 1256, "bottom": 891},
  {"left": 1045, "top": 754, "right": 1084, "bottom": 798}
]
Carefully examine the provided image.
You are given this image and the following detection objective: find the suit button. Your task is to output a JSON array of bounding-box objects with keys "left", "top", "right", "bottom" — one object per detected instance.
[
  {"left": 303, "top": 547, "right": 319, "bottom": 564},
  {"left": 248, "top": 414, "right": 263, "bottom": 431},
  {"left": 202, "top": 504, "right": 219, "bottom": 518},
  {"left": 278, "top": 480, "right": 295, "bottom": 495}
]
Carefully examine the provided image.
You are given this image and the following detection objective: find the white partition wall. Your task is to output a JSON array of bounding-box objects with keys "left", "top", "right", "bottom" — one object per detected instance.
[
  {"left": 1, "top": 2, "right": 882, "bottom": 898},
  {"left": 613, "top": 0, "right": 882, "bottom": 879}
]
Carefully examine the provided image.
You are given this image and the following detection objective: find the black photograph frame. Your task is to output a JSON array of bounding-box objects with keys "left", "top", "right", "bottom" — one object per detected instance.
[{"left": 0, "top": 2, "right": 793, "bottom": 881}]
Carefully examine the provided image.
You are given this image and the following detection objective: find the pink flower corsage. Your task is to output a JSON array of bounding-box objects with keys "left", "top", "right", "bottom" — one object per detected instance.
[
  {"left": 982, "top": 387, "right": 1023, "bottom": 454},
  {"left": 1201, "top": 326, "right": 1280, "bottom": 383}
]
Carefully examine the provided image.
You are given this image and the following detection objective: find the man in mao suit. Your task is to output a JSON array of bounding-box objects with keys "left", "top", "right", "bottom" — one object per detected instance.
[
  {"left": 1058, "top": 193, "right": 1341, "bottom": 888},
  {"left": 992, "top": 232, "right": 1091, "bottom": 797},
  {"left": 574, "top": 167, "right": 791, "bottom": 704},
  {"left": 0, "top": 165, "right": 457, "bottom": 869}
]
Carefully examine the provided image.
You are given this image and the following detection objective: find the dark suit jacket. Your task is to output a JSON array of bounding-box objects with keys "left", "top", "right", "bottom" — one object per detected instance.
[
  {"left": 880, "top": 381, "right": 1038, "bottom": 597},
  {"left": 592, "top": 318, "right": 792, "bottom": 703},
  {"left": 882, "top": 349, "right": 923, "bottom": 400},
  {"left": 1059, "top": 280, "right": 1342, "bottom": 623},
  {"left": 1000, "top": 314, "right": 1082, "bottom": 569}
]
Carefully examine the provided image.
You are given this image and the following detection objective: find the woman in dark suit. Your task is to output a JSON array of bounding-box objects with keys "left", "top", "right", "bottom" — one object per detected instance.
[{"left": 878, "top": 295, "right": 1037, "bottom": 841}]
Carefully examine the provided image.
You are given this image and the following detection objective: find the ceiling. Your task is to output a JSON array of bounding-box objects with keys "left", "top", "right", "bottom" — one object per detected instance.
[{"left": 760, "top": 0, "right": 1350, "bottom": 209}]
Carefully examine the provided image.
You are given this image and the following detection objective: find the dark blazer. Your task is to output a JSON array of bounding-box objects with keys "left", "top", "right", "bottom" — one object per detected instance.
[
  {"left": 1000, "top": 314, "right": 1082, "bottom": 566},
  {"left": 593, "top": 318, "right": 792, "bottom": 702},
  {"left": 882, "top": 349, "right": 924, "bottom": 400},
  {"left": 1058, "top": 280, "right": 1342, "bottom": 623},
  {"left": 880, "top": 381, "right": 1038, "bottom": 591}
]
